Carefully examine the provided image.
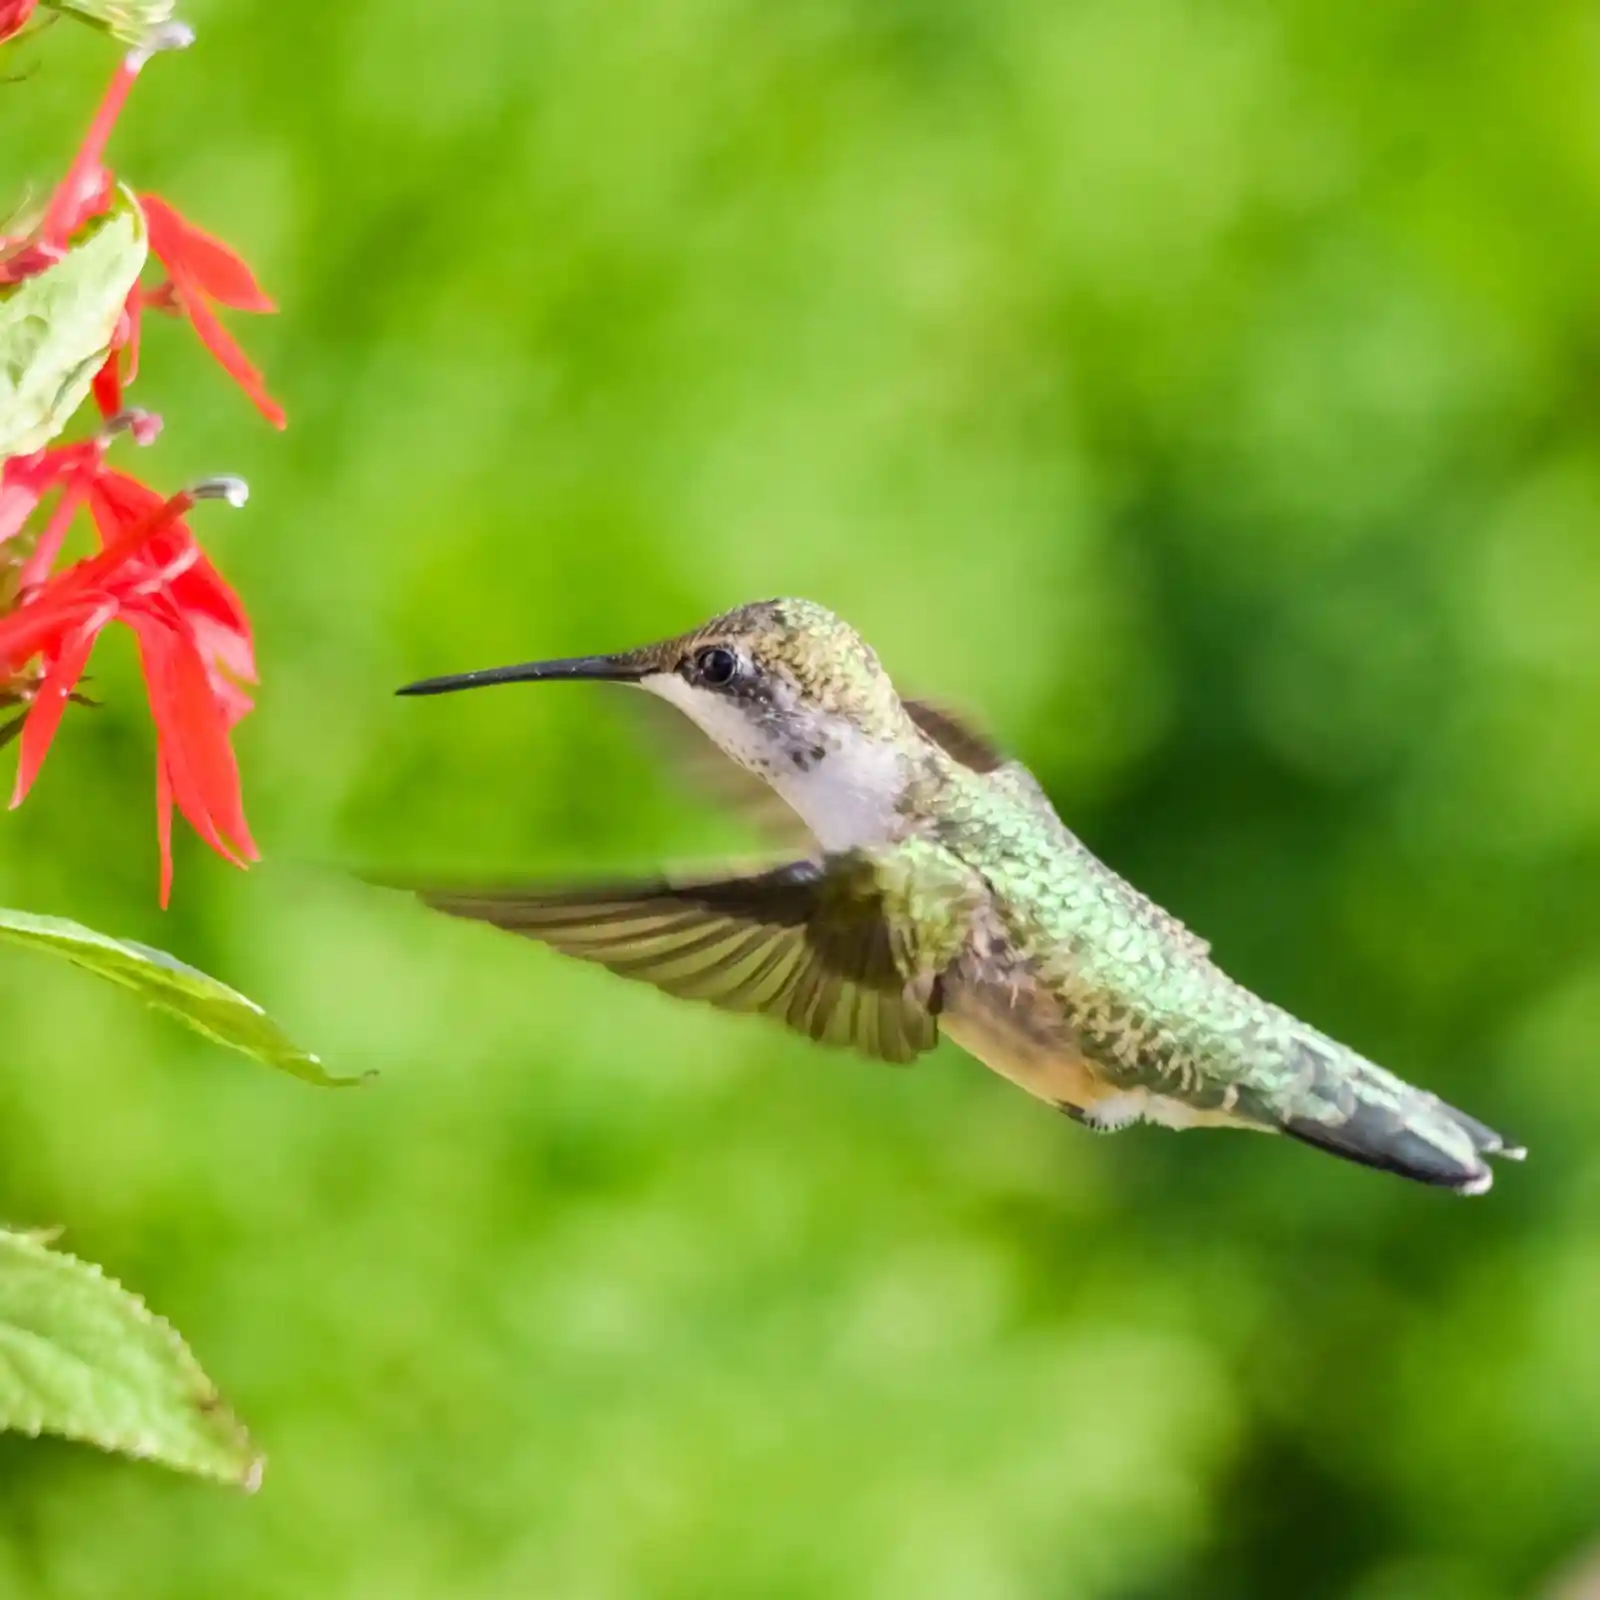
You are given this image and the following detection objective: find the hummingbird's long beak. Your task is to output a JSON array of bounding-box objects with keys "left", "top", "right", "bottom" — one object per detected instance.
[{"left": 395, "top": 653, "right": 652, "bottom": 697}]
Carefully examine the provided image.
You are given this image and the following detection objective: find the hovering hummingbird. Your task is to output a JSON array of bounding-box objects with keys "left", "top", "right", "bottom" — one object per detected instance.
[{"left": 396, "top": 597, "right": 1524, "bottom": 1195}]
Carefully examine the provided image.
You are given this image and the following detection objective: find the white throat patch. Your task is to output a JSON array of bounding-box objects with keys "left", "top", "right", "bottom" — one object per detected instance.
[{"left": 643, "top": 675, "right": 905, "bottom": 851}]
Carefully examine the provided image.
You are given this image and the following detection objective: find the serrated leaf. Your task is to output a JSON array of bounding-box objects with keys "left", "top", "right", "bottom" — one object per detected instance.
[
  {"left": 40, "top": 0, "right": 175, "bottom": 41},
  {"left": 0, "top": 188, "right": 146, "bottom": 458},
  {"left": 0, "top": 906, "right": 359, "bottom": 1086},
  {"left": 0, "top": 1228, "right": 261, "bottom": 1488}
]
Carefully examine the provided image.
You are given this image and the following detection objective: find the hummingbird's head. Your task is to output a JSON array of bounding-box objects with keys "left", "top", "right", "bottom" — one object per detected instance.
[{"left": 398, "top": 598, "right": 918, "bottom": 849}]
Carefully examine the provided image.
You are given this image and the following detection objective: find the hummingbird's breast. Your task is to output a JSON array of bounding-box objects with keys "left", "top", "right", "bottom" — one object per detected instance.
[{"left": 767, "top": 723, "right": 909, "bottom": 851}]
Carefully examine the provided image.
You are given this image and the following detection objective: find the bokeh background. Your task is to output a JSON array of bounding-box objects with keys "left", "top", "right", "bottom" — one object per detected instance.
[{"left": 4, "top": 0, "right": 1600, "bottom": 1595}]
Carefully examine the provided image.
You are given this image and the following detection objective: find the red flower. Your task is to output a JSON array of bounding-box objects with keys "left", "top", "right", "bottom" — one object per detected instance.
[
  {"left": 97, "top": 196, "right": 285, "bottom": 428},
  {"left": 0, "top": 0, "right": 37, "bottom": 46},
  {"left": 0, "top": 446, "right": 257, "bottom": 905},
  {"left": 0, "top": 27, "right": 284, "bottom": 429},
  {"left": 0, "top": 23, "right": 280, "bottom": 905}
]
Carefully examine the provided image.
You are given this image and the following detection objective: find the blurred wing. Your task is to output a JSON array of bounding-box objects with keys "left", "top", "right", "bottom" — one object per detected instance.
[
  {"left": 902, "top": 698, "right": 1009, "bottom": 774},
  {"left": 904, "top": 696, "right": 1058, "bottom": 813},
  {"left": 634, "top": 693, "right": 1040, "bottom": 846},
  {"left": 626, "top": 693, "right": 814, "bottom": 848},
  {"left": 413, "top": 855, "right": 944, "bottom": 1063}
]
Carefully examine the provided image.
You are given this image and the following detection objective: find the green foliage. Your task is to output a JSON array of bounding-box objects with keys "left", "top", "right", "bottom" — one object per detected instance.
[
  {"left": 0, "top": 908, "right": 348, "bottom": 1085},
  {"left": 0, "top": 188, "right": 144, "bottom": 457},
  {"left": 0, "top": 1228, "right": 258, "bottom": 1487},
  {"left": 1, "top": 1, "right": 1597, "bottom": 1596}
]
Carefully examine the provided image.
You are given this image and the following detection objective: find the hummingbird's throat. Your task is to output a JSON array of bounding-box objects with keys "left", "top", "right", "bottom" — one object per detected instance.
[{"left": 642, "top": 673, "right": 908, "bottom": 851}]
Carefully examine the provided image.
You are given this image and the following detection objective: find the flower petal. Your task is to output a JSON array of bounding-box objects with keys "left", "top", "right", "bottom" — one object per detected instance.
[
  {"left": 186, "top": 608, "right": 257, "bottom": 692},
  {"left": 76, "top": 478, "right": 200, "bottom": 591},
  {"left": 0, "top": 591, "right": 100, "bottom": 671},
  {"left": 170, "top": 288, "right": 286, "bottom": 428},
  {"left": 158, "top": 613, "right": 257, "bottom": 860},
  {"left": 0, "top": 463, "right": 48, "bottom": 547},
  {"left": 11, "top": 626, "right": 96, "bottom": 807},
  {"left": 154, "top": 748, "right": 174, "bottom": 907},
  {"left": 124, "top": 608, "right": 256, "bottom": 866},
  {"left": 91, "top": 349, "right": 124, "bottom": 418},
  {"left": 124, "top": 285, "right": 145, "bottom": 384},
  {"left": 89, "top": 289, "right": 140, "bottom": 417},
  {"left": 139, "top": 195, "right": 276, "bottom": 313},
  {"left": 85, "top": 464, "right": 163, "bottom": 545},
  {"left": 16, "top": 483, "right": 86, "bottom": 592},
  {"left": 0, "top": 442, "right": 97, "bottom": 547},
  {"left": 124, "top": 611, "right": 233, "bottom": 861},
  {"left": 171, "top": 551, "right": 255, "bottom": 671}
]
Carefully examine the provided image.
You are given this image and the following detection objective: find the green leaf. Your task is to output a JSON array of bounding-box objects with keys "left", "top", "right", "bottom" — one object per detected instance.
[
  {"left": 0, "top": 1228, "right": 261, "bottom": 1488},
  {"left": 0, "top": 907, "right": 359, "bottom": 1087},
  {"left": 0, "top": 187, "right": 147, "bottom": 459},
  {"left": 38, "top": 0, "right": 176, "bottom": 42}
]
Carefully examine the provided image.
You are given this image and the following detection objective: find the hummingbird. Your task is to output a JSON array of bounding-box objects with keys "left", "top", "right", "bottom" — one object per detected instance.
[{"left": 396, "top": 597, "right": 1524, "bottom": 1195}]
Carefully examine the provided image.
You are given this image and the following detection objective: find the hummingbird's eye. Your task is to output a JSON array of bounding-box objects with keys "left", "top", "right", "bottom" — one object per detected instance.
[{"left": 694, "top": 646, "right": 739, "bottom": 686}]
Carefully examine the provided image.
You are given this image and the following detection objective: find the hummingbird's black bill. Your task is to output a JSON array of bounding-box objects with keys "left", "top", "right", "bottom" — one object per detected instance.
[{"left": 395, "top": 655, "right": 649, "bottom": 697}]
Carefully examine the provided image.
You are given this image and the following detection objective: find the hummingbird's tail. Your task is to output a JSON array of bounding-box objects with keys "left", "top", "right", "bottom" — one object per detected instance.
[{"left": 1271, "top": 1040, "right": 1525, "bottom": 1195}]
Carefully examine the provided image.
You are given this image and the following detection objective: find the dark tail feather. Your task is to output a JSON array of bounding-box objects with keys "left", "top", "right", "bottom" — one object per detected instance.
[{"left": 1277, "top": 1052, "right": 1525, "bottom": 1196}]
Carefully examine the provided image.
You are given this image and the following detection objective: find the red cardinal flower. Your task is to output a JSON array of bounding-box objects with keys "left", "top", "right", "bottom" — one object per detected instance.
[
  {"left": 1, "top": 26, "right": 284, "bottom": 429},
  {"left": 1, "top": 22, "right": 280, "bottom": 905},
  {"left": 0, "top": 447, "right": 257, "bottom": 905},
  {"left": 0, "top": 0, "right": 37, "bottom": 46},
  {"left": 99, "top": 195, "right": 285, "bottom": 427}
]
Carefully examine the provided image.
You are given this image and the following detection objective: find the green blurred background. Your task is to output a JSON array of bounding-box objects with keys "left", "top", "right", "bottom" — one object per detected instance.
[{"left": 4, "top": 0, "right": 1600, "bottom": 1594}]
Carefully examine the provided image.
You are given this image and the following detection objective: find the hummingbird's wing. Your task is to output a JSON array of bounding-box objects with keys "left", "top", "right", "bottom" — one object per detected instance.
[
  {"left": 626, "top": 695, "right": 815, "bottom": 848},
  {"left": 903, "top": 698, "right": 1055, "bottom": 811},
  {"left": 411, "top": 854, "right": 960, "bottom": 1064},
  {"left": 901, "top": 699, "right": 1009, "bottom": 774}
]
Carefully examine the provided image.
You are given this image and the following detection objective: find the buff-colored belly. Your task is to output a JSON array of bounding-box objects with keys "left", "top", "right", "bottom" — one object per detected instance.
[
  {"left": 941, "top": 999, "right": 1260, "bottom": 1135},
  {"left": 941, "top": 1009, "right": 1109, "bottom": 1111}
]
